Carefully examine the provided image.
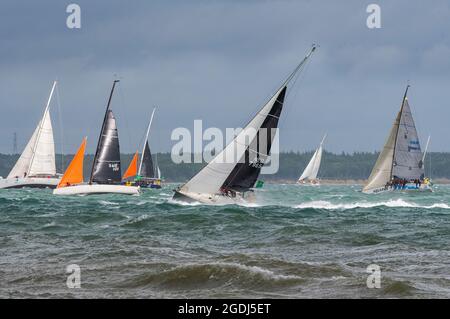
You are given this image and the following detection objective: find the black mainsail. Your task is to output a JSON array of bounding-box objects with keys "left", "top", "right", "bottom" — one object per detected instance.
[
  {"left": 140, "top": 142, "right": 155, "bottom": 178},
  {"left": 90, "top": 80, "right": 122, "bottom": 184},
  {"left": 221, "top": 87, "right": 286, "bottom": 191}
]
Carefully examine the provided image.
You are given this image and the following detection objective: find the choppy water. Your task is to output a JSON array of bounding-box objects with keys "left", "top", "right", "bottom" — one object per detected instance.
[{"left": 0, "top": 184, "right": 449, "bottom": 298}]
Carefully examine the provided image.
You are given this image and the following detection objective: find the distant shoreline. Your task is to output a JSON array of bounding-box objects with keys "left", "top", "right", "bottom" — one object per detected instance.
[{"left": 262, "top": 178, "right": 450, "bottom": 185}]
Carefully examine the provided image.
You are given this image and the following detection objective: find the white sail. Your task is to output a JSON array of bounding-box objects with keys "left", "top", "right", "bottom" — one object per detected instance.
[
  {"left": 7, "top": 82, "right": 57, "bottom": 178},
  {"left": 179, "top": 86, "right": 286, "bottom": 195},
  {"left": 7, "top": 125, "right": 39, "bottom": 178},
  {"left": 298, "top": 135, "right": 325, "bottom": 182},
  {"left": 362, "top": 112, "right": 399, "bottom": 193},
  {"left": 28, "top": 108, "right": 56, "bottom": 176},
  {"left": 392, "top": 98, "right": 424, "bottom": 180}
]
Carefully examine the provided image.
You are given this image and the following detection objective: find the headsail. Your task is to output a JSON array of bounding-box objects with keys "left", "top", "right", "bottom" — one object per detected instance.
[
  {"left": 178, "top": 45, "right": 317, "bottom": 196},
  {"left": 57, "top": 137, "right": 86, "bottom": 188},
  {"left": 298, "top": 134, "right": 326, "bottom": 182},
  {"left": 7, "top": 81, "right": 57, "bottom": 178},
  {"left": 123, "top": 151, "right": 138, "bottom": 180},
  {"left": 90, "top": 80, "right": 122, "bottom": 184}
]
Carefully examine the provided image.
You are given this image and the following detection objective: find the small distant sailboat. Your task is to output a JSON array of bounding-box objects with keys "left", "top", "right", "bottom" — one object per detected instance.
[
  {"left": 297, "top": 134, "right": 326, "bottom": 185},
  {"left": 122, "top": 108, "right": 162, "bottom": 189},
  {"left": 362, "top": 85, "right": 432, "bottom": 194},
  {"left": 173, "top": 45, "right": 317, "bottom": 204},
  {"left": 53, "top": 80, "right": 140, "bottom": 196},
  {"left": 0, "top": 81, "right": 61, "bottom": 189}
]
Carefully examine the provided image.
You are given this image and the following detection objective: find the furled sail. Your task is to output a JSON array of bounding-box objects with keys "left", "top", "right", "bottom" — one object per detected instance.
[
  {"left": 7, "top": 82, "right": 57, "bottom": 179},
  {"left": 177, "top": 45, "right": 317, "bottom": 196},
  {"left": 298, "top": 135, "right": 326, "bottom": 182},
  {"left": 91, "top": 110, "right": 122, "bottom": 183},
  {"left": 58, "top": 137, "right": 86, "bottom": 188},
  {"left": 392, "top": 97, "right": 424, "bottom": 180}
]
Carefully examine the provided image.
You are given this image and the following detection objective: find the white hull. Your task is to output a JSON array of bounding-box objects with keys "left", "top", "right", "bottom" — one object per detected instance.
[
  {"left": 0, "top": 177, "right": 60, "bottom": 189},
  {"left": 363, "top": 183, "right": 433, "bottom": 194},
  {"left": 173, "top": 189, "right": 256, "bottom": 205},
  {"left": 53, "top": 184, "right": 140, "bottom": 196}
]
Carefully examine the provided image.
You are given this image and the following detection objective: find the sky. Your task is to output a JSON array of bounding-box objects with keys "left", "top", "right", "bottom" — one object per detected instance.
[{"left": 0, "top": 0, "right": 449, "bottom": 154}]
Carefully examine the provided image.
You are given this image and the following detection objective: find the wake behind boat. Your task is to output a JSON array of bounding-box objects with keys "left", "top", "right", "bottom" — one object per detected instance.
[
  {"left": 0, "top": 81, "right": 61, "bottom": 189},
  {"left": 362, "top": 85, "right": 432, "bottom": 194},
  {"left": 53, "top": 80, "right": 139, "bottom": 196},
  {"left": 173, "top": 45, "right": 317, "bottom": 204},
  {"left": 297, "top": 134, "right": 326, "bottom": 185}
]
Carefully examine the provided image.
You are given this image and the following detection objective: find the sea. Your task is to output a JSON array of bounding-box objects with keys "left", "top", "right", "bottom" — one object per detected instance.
[{"left": 0, "top": 184, "right": 449, "bottom": 298}]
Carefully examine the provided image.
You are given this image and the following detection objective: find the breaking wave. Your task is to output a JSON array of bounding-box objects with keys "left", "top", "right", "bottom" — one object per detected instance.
[
  {"left": 120, "top": 262, "right": 303, "bottom": 290},
  {"left": 294, "top": 199, "right": 450, "bottom": 210}
]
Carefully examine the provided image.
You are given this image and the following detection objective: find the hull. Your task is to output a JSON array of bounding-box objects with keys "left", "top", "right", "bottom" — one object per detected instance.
[
  {"left": 172, "top": 189, "right": 255, "bottom": 205},
  {"left": 363, "top": 183, "right": 433, "bottom": 194},
  {"left": 53, "top": 184, "right": 140, "bottom": 196},
  {"left": 0, "top": 177, "right": 60, "bottom": 189}
]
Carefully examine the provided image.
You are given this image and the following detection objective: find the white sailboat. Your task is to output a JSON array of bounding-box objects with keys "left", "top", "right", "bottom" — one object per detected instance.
[
  {"left": 53, "top": 80, "right": 140, "bottom": 196},
  {"left": 363, "top": 85, "right": 432, "bottom": 194},
  {"left": 173, "top": 45, "right": 317, "bottom": 204},
  {"left": 297, "top": 134, "right": 326, "bottom": 185},
  {"left": 0, "top": 81, "right": 61, "bottom": 189}
]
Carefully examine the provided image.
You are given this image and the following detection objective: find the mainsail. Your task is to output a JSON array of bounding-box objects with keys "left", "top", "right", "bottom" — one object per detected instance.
[
  {"left": 298, "top": 134, "right": 326, "bottom": 182},
  {"left": 90, "top": 80, "right": 122, "bottom": 184},
  {"left": 7, "top": 82, "right": 57, "bottom": 179},
  {"left": 392, "top": 97, "right": 424, "bottom": 180},
  {"left": 177, "top": 45, "right": 317, "bottom": 196},
  {"left": 140, "top": 142, "right": 155, "bottom": 178},
  {"left": 363, "top": 86, "right": 424, "bottom": 193}
]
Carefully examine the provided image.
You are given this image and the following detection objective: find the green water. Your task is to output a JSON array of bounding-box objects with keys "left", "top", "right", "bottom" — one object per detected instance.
[{"left": 0, "top": 184, "right": 449, "bottom": 298}]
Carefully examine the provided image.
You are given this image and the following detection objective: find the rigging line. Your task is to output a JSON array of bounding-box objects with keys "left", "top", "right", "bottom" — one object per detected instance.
[
  {"left": 117, "top": 79, "right": 133, "bottom": 154},
  {"left": 55, "top": 80, "right": 65, "bottom": 173}
]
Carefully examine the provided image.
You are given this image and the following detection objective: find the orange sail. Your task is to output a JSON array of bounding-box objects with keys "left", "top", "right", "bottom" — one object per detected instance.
[
  {"left": 57, "top": 137, "right": 87, "bottom": 188},
  {"left": 123, "top": 151, "right": 138, "bottom": 180}
]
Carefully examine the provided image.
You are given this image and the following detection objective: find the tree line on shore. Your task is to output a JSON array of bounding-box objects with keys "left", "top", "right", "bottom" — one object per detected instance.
[{"left": 0, "top": 151, "right": 446, "bottom": 182}]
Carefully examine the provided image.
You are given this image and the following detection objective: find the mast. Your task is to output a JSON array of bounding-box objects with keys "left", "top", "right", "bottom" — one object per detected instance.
[
  {"left": 320, "top": 133, "right": 327, "bottom": 146},
  {"left": 389, "top": 84, "right": 409, "bottom": 180},
  {"left": 27, "top": 81, "right": 57, "bottom": 176},
  {"left": 89, "top": 80, "right": 119, "bottom": 184},
  {"left": 138, "top": 107, "right": 156, "bottom": 176}
]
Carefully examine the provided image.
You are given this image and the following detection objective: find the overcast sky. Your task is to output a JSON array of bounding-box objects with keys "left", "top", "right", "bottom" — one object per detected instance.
[{"left": 0, "top": 0, "right": 449, "bottom": 154}]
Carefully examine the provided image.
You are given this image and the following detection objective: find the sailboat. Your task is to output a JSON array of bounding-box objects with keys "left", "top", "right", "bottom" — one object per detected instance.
[
  {"left": 53, "top": 80, "right": 140, "bottom": 196},
  {"left": 122, "top": 107, "right": 162, "bottom": 189},
  {"left": 173, "top": 45, "right": 317, "bottom": 204},
  {"left": 362, "top": 85, "right": 432, "bottom": 194},
  {"left": 297, "top": 134, "right": 326, "bottom": 185},
  {"left": 0, "top": 81, "right": 61, "bottom": 189}
]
